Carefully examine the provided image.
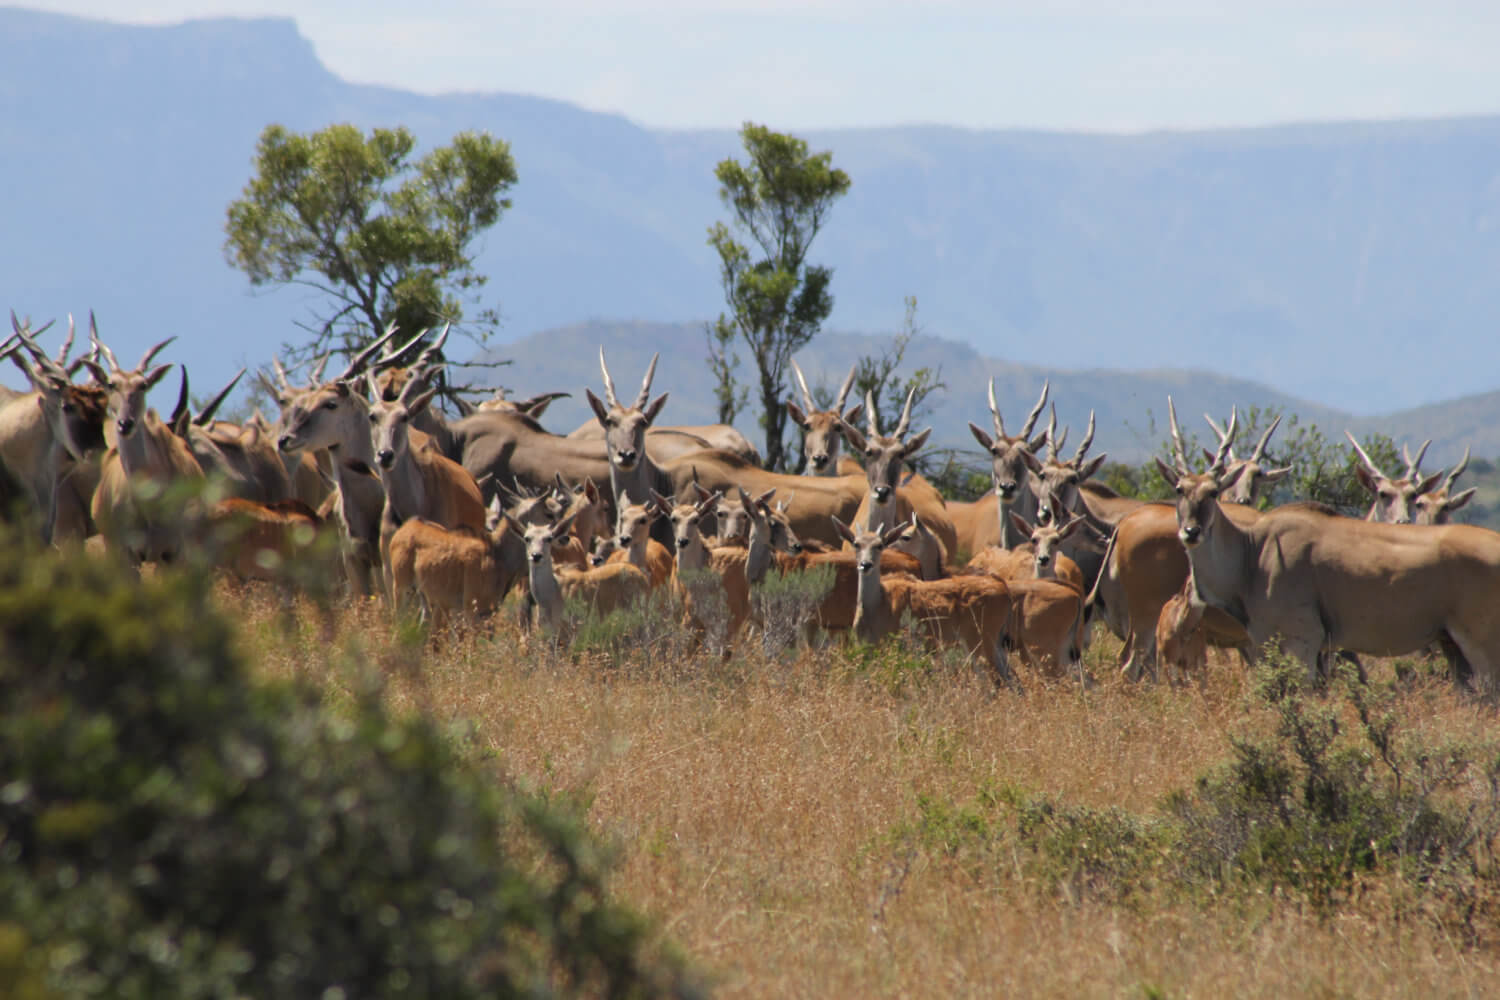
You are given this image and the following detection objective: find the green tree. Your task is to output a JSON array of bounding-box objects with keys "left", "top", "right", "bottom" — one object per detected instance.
[
  {"left": 707, "top": 123, "right": 851, "bottom": 471},
  {"left": 224, "top": 123, "right": 517, "bottom": 367}
]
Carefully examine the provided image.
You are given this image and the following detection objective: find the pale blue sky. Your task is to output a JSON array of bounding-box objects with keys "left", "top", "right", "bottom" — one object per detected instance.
[{"left": 24, "top": 1, "right": 1500, "bottom": 131}]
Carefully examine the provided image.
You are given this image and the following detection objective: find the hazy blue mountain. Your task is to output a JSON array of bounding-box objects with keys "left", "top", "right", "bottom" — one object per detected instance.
[{"left": 4, "top": 7, "right": 1499, "bottom": 424}]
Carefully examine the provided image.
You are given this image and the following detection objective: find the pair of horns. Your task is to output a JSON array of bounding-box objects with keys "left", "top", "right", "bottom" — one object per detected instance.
[
  {"left": 1169, "top": 396, "right": 1235, "bottom": 475},
  {"left": 789, "top": 357, "right": 857, "bottom": 415},
  {"left": 598, "top": 347, "right": 659, "bottom": 411},
  {"left": 986, "top": 377, "right": 1049, "bottom": 442}
]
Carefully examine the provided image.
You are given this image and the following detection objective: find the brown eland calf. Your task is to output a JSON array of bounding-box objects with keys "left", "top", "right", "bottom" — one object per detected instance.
[{"left": 835, "top": 516, "right": 1018, "bottom": 688}]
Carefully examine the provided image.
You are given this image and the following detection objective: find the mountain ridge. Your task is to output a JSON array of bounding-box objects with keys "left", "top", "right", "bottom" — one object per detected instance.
[
  {"left": 488, "top": 320, "right": 1491, "bottom": 467},
  {"left": 3, "top": 6, "right": 1498, "bottom": 424}
]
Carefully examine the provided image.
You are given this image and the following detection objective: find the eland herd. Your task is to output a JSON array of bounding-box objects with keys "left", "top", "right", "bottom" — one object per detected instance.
[{"left": 3, "top": 311, "right": 1496, "bottom": 694}]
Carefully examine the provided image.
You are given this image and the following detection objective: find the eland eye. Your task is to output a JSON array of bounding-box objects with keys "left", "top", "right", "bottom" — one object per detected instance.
[
  {"left": 368, "top": 413, "right": 378, "bottom": 423},
  {"left": 322, "top": 400, "right": 338, "bottom": 410}
]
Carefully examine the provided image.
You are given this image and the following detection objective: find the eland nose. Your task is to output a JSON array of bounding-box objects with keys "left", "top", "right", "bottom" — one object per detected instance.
[
  {"left": 1037, "top": 554, "right": 1051, "bottom": 567},
  {"left": 1037, "top": 506, "right": 1053, "bottom": 525},
  {"left": 376, "top": 449, "right": 395, "bottom": 468},
  {"left": 874, "top": 486, "right": 892, "bottom": 502},
  {"left": 997, "top": 481, "right": 1016, "bottom": 498},
  {"left": 1181, "top": 524, "right": 1201, "bottom": 544},
  {"left": 811, "top": 454, "right": 828, "bottom": 468},
  {"left": 116, "top": 417, "right": 135, "bottom": 437}
]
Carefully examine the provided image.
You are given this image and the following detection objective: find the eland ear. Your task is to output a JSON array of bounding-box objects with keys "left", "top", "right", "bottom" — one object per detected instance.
[
  {"left": 585, "top": 387, "right": 610, "bottom": 425},
  {"left": 1008, "top": 511, "right": 1034, "bottom": 539},
  {"left": 1448, "top": 487, "right": 1478, "bottom": 513},
  {"left": 902, "top": 427, "right": 933, "bottom": 456},
  {"left": 968, "top": 422, "right": 995, "bottom": 450},
  {"left": 831, "top": 515, "right": 855, "bottom": 545},
  {"left": 642, "top": 393, "right": 669, "bottom": 425},
  {"left": 144, "top": 363, "right": 174, "bottom": 392},
  {"left": 838, "top": 417, "right": 867, "bottom": 453},
  {"left": 1155, "top": 457, "right": 1181, "bottom": 489},
  {"left": 407, "top": 386, "right": 438, "bottom": 417},
  {"left": 1417, "top": 471, "right": 1445, "bottom": 496}
]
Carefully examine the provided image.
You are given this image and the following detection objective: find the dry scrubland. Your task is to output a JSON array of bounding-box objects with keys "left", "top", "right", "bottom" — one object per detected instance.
[{"left": 238, "top": 583, "right": 1500, "bottom": 999}]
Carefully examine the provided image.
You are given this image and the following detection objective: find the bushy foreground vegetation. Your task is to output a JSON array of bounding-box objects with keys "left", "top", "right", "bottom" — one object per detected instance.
[
  {"left": 6, "top": 518, "right": 1500, "bottom": 995},
  {"left": 0, "top": 533, "right": 699, "bottom": 999}
]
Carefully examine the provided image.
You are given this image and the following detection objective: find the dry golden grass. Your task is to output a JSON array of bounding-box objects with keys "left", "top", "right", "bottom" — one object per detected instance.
[{"left": 230, "top": 581, "right": 1500, "bottom": 998}]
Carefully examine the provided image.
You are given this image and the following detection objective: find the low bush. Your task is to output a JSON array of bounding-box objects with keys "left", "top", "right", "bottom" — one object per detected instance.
[
  {"left": 882, "top": 654, "right": 1500, "bottom": 935},
  {"left": 750, "top": 563, "right": 835, "bottom": 658},
  {"left": 0, "top": 527, "right": 699, "bottom": 998}
]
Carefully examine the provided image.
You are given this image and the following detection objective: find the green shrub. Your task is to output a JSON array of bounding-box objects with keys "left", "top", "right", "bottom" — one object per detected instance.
[
  {"left": 751, "top": 564, "right": 835, "bottom": 658},
  {"left": 569, "top": 586, "right": 703, "bottom": 672},
  {"left": 1170, "top": 657, "right": 1500, "bottom": 920},
  {"left": 0, "top": 527, "right": 700, "bottom": 999},
  {"left": 883, "top": 655, "right": 1500, "bottom": 933}
]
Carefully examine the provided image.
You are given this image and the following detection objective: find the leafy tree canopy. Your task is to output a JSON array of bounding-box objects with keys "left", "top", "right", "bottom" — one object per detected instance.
[
  {"left": 224, "top": 123, "right": 517, "bottom": 368},
  {"left": 707, "top": 123, "right": 851, "bottom": 471}
]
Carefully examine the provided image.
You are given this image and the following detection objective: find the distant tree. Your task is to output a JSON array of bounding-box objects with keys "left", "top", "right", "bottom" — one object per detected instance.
[
  {"left": 846, "top": 297, "right": 946, "bottom": 442},
  {"left": 224, "top": 123, "right": 517, "bottom": 370},
  {"left": 706, "top": 123, "right": 851, "bottom": 471},
  {"left": 812, "top": 296, "right": 950, "bottom": 477}
]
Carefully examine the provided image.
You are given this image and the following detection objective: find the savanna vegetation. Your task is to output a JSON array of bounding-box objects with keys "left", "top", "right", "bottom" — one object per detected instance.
[
  {"left": 6, "top": 111, "right": 1497, "bottom": 999},
  {"left": 6, "top": 507, "right": 1499, "bottom": 997}
]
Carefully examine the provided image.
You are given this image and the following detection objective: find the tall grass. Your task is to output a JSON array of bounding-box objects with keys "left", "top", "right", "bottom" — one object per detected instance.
[{"left": 237, "top": 582, "right": 1500, "bottom": 998}]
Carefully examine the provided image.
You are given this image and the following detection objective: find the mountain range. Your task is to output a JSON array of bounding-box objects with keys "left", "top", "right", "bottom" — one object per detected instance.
[
  {"left": 489, "top": 320, "right": 1500, "bottom": 467},
  {"left": 3, "top": 6, "right": 1499, "bottom": 462}
]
